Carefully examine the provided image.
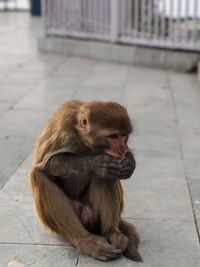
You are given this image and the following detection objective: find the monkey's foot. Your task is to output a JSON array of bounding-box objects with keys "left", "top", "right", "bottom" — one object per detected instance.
[
  {"left": 124, "top": 245, "right": 143, "bottom": 262},
  {"left": 106, "top": 230, "right": 128, "bottom": 253},
  {"left": 78, "top": 234, "right": 122, "bottom": 261}
]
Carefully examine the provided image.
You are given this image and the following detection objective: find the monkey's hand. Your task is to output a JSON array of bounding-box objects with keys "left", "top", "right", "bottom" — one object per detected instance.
[
  {"left": 88, "top": 155, "right": 122, "bottom": 181},
  {"left": 120, "top": 156, "right": 136, "bottom": 180}
]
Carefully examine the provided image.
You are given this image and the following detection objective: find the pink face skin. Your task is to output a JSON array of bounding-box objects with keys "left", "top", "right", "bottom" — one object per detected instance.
[{"left": 104, "top": 134, "right": 127, "bottom": 160}]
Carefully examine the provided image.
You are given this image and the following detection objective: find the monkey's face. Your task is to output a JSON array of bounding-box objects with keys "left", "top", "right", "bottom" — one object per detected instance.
[
  {"left": 79, "top": 127, "right": 129, "bottom": 159},
  {"left": 104, "top": 132, "right": 127, "bottom": 159},
  {"left": 76, "top": 102, "right": 132, "bottom": 155}
]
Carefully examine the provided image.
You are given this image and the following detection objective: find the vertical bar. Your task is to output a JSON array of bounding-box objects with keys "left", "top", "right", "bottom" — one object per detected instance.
[
  {"left": 70, "top": 0, "right": 73, "bottom": 31},
  {"left": 74, "top": 0, "right": 79, "bottom": 31},
  {"left": 59, "top": 0, "right": 63, "bottom": 32},
  {"left": 46, "top": 0, "right": 50, "bottom": 34},
  {"left": 66, "top": 0, "right": 70, "bottom": 32},
  {"left": 184, "top": 0, "right": 189, "bottom": 44},
  {"left": 63, "top": 0, "right": 68, "bottom": 34},
  {"left": 41, "top": 0, "right": 48, "bottom": 35},
  {"left": 52, "top": 0, "right": 57, "bottom": 29},
  {"left": 55, "top": 0, "right": 59, "bottom": 29},
  {"left": 73, "top": 0, "right": 76, "bottom": 31},
  {"left": 124, "top": 0, "right": 127, "bottom": 36},
  {"left": 154, "top": 0, "right": 159, "bottom": 38},
  {"left": 97, "top": 0, "right": 101, "bottom": 34},
  {"left": 69, "top": 0, "right": 72, "bottom": 32},
  {"left": 90, "top": 0, "right": 94, "bottom": 33},
  {"left": 99, "top": 0, "right": 103, "bottom": 34},
  {"left": 105, "top": 0, "right": 110, "bottom": 34},
  {"left": 96, "top": 0, "right": 100, "bottom": 34},
  {"left": 192, "top": 0, "right": 198, "bottom": 43},
  {"left": 111, "top": 0, "right": 119, "bottom": 41},
  {"left": 140, "top": 0, "right": 146, "bottom": 36},
  {"left": 50, "top": 0, "right": 53, "bottom": 30},
  {"left": 87, "top": 0, "right": 91, "bottom": 33},
  {"left": 147, "top": 0, "right": 153, "bottom": 36},
  {"left": 160, "top": 0, "right": 166, "bottom": 40},
  {"left": 70, "top": 0, "right": 74, "bottom": 32},
  {"left": 129, "top": 0, "right": 133, "bottom": 37},
  {"left": 106, "top": 0, "right": 110, "bottom": 34},
  {"left": 176, "top": 0, "right": 182, "bottom": 42},
  {"left": 134, "top": 0, "right": 139, "bottom": 35},
  {"left": 119, "top": 0, "right": 127, "bottom": 37},
  {"left": 100, "top": 0, "right": 104, "bottom": 34},
  {"left": 168, "top": 0, "right": 174, "bottom": 42},
  {"left": 82, "top": 0, "right": 88, "bottom": 32},
  {"left": 76, "top": 0, "right": 82, "bottom": 32}
]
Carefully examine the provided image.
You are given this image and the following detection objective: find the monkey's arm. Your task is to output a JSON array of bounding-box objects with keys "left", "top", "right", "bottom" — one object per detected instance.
[{"left": 44, "top": 153, "right": 132, "bottom": 181}]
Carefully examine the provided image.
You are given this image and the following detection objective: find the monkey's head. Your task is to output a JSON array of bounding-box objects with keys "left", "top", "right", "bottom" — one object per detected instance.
[{"left": 76, "top": 101, "right": 132, "bottom": 159}]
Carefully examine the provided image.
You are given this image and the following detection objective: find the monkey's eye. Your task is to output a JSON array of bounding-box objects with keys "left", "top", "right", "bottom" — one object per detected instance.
[{"left": 107, "top": 134, "right": 118, "bottom": 139}]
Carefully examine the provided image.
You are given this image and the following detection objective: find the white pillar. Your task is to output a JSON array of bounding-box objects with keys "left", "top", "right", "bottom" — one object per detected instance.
[{"left": 110, "top": 0, "right": 119, "bottom": 42}]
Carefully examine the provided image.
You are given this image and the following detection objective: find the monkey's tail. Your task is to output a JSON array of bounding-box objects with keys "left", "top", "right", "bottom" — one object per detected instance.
[
  {"left": 119, "top": 219, "right": 143, "bottom": 262},
  {"left": 29, "top": 167, "right": 88, "bottom": 246}
]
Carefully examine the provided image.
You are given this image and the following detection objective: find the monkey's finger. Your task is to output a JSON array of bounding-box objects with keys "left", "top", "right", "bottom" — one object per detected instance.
[
  {"left": 99, "top": 243, "right": 121, "bottom": 253},
  {"left": 120, "top": 173, "right": 133, "bottom": 180},
  {"left": 122, "top": 161, "right": 135, "bottom": 170},
  {"left": 103, "top": 170, "right": 122, "bottom": 180},
  {"left": 121, "top": 166, "right": 134, "bottom": 173},
  {"left": 98, "top": 252, "right": 120, "bottom": 261},
  {"left": 109, "top": 167, "right": 124, "bottom": 176},
  {"left": 98, "top": 167, "right": 122, "bottom": 177},
  {"left": 102, "top": 243, "right": 120, "bottom": 251},
  {"left": 102, "top": 246, "right": 122, "bottom": 257},
  {"left": 108, "top": 164, "right": 122, "bottom": 171},
  {"left": 103, "top": 155, "right": 122, "bottom": 164},
  {"left": 121, "top": 168, "right": 133, "bottom": 174},
  {"left": 122, "top": 156, "right": 135, "bottom": 163},
  {"left": 103, "top": 159, "right": 122, "bottom": 167},
  {"left": 98, "top": 162, "right": 122, "bottom": 169},
  {"left": 102, "top": 252, "right": 121, "bottom": 261},
  {"left": 107, "top": 173, "right": 121, "bottom": 180},
  {"left": 108, "top": 168, "right": 133, "bottom": 180}
]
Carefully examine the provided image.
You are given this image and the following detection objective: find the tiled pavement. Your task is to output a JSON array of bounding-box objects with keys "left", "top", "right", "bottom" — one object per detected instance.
[{"left": 0, "top": 12, "right": 200, "bottom": 267}]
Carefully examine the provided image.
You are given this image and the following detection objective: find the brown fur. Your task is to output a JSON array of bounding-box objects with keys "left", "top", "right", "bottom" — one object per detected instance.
[{"left": 29, "top": 100, "right": 141, "bottom": 261}]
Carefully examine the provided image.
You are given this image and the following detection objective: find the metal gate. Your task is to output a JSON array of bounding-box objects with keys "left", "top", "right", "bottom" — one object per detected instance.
[{"left": 43, "top": 0, "right": 200, "bottom": 51}]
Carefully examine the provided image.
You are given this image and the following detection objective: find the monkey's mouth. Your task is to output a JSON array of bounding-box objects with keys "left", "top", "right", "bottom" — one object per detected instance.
[{"left": 105, "top": 150, "right": 125, "bottom": 160}]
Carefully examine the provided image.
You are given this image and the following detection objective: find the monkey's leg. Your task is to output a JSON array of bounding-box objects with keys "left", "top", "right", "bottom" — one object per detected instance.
[
  {"left": 89, "top": 179, "right": 128, "bottom": 253},
  {"left": 29, "top": 168, "right": 121, "bottom": 261},
  {"left": 89, "top": 179, "right": 122, "bottom": 231},
  {"left": 74, "top": 200, "right": 128, "bottom": 253},
  {"left": 119, "top": 219, "right": 143, "bottom": 262}
]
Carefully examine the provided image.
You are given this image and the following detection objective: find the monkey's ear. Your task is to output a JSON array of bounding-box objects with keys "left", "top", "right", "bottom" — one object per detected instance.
[
  {"left": 80, "top": 116, "right": 89, "bottom": 130},
  {"left": 78, "top": 108, "right": 90, "bottom": 131}
]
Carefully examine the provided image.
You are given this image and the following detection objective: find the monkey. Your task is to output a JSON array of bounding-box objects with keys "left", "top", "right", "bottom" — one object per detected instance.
[{"left": 29, "top": 100, "right": 142, "bottom": 262}]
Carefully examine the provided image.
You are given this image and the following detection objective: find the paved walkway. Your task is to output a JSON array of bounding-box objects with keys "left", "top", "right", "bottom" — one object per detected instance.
[{"left": 0, "top": 12, "right": 200, "bottom": 267}]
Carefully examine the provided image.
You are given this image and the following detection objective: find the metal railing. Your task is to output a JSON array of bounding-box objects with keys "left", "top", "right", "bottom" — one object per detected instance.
[
  {"left": 0, "top": 0, "right": 29, "bottom": 10},
  {"left": 43, "top": 0, "right": 200, "bottom": 51}
]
